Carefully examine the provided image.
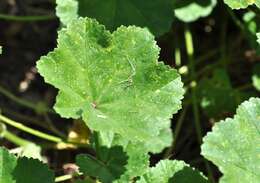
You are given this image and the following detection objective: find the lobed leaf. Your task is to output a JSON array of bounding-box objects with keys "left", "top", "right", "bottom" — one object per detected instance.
[
  {"left": 174, "top": 0, "right": 217, "bottom": 22},
  {"left": 224, "top": 0, "right": 260, "bottom": 9},
  {"left": 0, "top": 147, "right": 55, "bottom": 183},
  {"left": 37, "top": 17, "right": 184, "bottom": 146},
  {"left": 201, "top": 97, "right": 260, "bottom": 183},
  {"left": 137, "top": 160, "right": 208, "bottom": 183}
]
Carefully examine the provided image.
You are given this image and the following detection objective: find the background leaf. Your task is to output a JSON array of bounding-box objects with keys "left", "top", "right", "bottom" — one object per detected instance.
[
  {"left": 224, "top": 0, "right": 260, "bottom": 9},
  {"left": 56, "top": 0, "right": 174, "bottom": 36},
  {"left": 174, "top": 0, "right": 217, "bottom": 22},
  {"left": 201, "top": 97, "right": 260, "bottom": 183},
  {"left": 198, "top": 69, "right": 239, "bottom": 118}
]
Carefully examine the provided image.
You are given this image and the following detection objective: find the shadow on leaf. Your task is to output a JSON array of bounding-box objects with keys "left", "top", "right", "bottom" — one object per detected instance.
[
  {"left": 76, "top": 145, "right": 128, "bottom": 183},
  {"left": 168, "top": 166, "right": 208, "bottom": 183}
]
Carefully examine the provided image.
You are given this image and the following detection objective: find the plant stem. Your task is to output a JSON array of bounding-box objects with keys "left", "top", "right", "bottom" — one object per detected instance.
[
  {"left": 163, "top": 105, "right": 188, "bottom": 159},
  {"left": 55, "top": 173, "right": 83, "bottom": 182},
  {"left": 184, "top": 25, "right": 202, "bottom": 143},
  {"left": 2, "top": 129, "right": 32, "bottom": 146},
  {"left": 0, "top": 114, "right": 63, "bottom": 143},
  {"left": 0, "top": 85, "right": 54, "bottom": 113},
  {"left": 184, "top": 25, "right": 215, "bottom": 183},
  {"left": 0, "top": 14, "right": 56, "bottom": 21}
]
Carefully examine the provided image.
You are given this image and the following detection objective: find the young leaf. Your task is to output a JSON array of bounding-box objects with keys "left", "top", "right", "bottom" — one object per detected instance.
[
  {"left": 76, "top": 146, "right": 128, "bottom": 183},
  {"left": 56, "top": 0, "right": 174, "bottom": 36},
  {"left": 0, "top": 147, "right": 17, "bottom": 183},
  {"left": 174, "top": 0, "right": 217, "bottom": 22},
  {"left": 13, "top": 157, "right": 55, "bottom": 183},
  {"left": 224, "top": 0, "right": 260, "bottom": 9},
  {"left": 37, "top": 17, "right": 184, "bottom": 144},
  {"left": 252, "top": 63, "right": 260, "bottom": 91},
  {"left": 137, "top": 160, "right": 208, "bottom": 183},
  {"left": 201, "top": 97, "right": 260, "bottom": 183}
]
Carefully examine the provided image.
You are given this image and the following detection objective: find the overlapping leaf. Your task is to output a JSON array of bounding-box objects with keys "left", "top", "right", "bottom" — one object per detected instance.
[
  {"left": 137, "top": 160, "right": 208, "bottom": 183},
  {"left": 77, "top": 146, "right": 128, "bottom": 183},
  {"left": 97, "top": 132, "right": 150, "bottom": 182},
  {"left": 37, "top": 18, "right": 184, "bottom": 145},
  {"left": 201, "top": 97, "right": 260, "bottom": 183},
  {"left": 56, "top": 0, "right": 174, "bottom": 36},
  {"left": 0, "top": 147, "right": 17, "bottom": 183},
  {"left": 174, "top": 0, "right": 217, "bottom": 22},
  {"left": 0, "top": 147, "right": 54, "bottom": 183},
  {"left": 224, "top": 0, "right": 260, "bottom": 9}
]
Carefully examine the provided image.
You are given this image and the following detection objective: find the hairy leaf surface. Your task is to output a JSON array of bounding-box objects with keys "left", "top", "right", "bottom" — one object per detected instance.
[
  {"left": 174, "top": 0, "right": 217, "bottom": 22},
  {"left": 137, "top": 160, "right": 208, "bottom": 183},
  {"left": 37, "top": 17, "right": 184, "bottom": 144},
  {"left": 201, "top": 97, "right": 260, "bottom": 183}
]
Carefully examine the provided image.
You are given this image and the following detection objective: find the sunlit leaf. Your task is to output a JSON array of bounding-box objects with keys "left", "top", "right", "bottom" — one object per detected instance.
[
  {"left": 137, "top": 160, "right": 208, "bottom": 183},
  {"left": 201, "top": 97, "right": 260, "bottom": 183}
]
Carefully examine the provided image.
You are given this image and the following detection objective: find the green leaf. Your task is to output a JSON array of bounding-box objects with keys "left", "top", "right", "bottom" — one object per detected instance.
[
  {"left": 201, "top": 97, "right": 260, "bottom": 183},
  {"left": 56, "top": 0, "right": 175, "bottom": 36},
  {"left": 174, "top": 0, "right": 217, "bottom": 22},
  {"left": 0, "top": 46, "right": 2, "bottom": 54},
  {"left": 0, "top": 147, "right": 17, "bottom": 183},
  {"left": 56, "top": 0, "right": 78, "bottom": 25},
  {"left": 37, "top": 17, "right": 184, "bottom": 144},
  {"left": 98, "top": 132, "right": 149, "bottom": 182},
  {"left": 137, "top": 160, "right": 208, "bottom": 183},
  {"left": 252, "top": 63, "right": 260, "bottom": 91},
  {"left": 76, "top": 146, "right": 128, "bottom": 183},
  {"left": 13, "top": 157, "right": 55, "bottom": 183},
  {"left": 224, "top": 0, "right": 260, "bottom": 9},
  {"left": 198, "top": 69, "right": 238, "bottom": 118}
]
